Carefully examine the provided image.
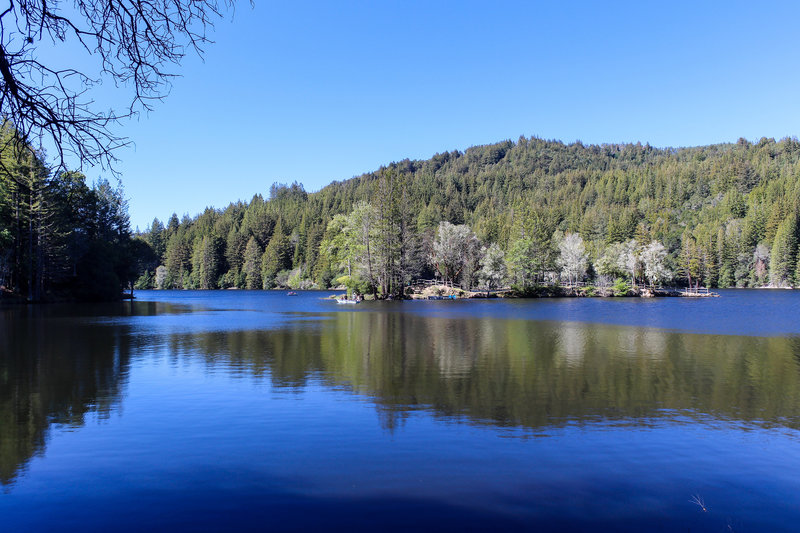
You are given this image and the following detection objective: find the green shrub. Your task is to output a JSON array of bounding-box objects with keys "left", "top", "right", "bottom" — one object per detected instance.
[{"left": 612, "top": 278, "right": 630, "bottom": 297}]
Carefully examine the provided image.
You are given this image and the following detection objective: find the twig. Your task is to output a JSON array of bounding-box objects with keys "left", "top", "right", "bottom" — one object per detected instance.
[{"left": 689, "top": 494, "right": 708, "bottom": 512}]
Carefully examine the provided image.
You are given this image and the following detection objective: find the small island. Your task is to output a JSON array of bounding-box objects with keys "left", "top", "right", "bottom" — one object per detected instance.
[{"left": 333, "top": 279, "right": 718, "bottom": 302}]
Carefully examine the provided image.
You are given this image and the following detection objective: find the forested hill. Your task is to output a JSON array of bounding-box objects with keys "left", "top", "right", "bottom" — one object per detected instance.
[{"left": 135, "top": 135, "right": 800, "bottom": 292}]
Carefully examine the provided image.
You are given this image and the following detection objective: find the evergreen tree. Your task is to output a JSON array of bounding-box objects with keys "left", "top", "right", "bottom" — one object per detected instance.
[
  {"left": 681, "top": 233, "right": 701, "bottom": 289},
  {"left": 165, "top": 231, "right": 191, "bottom": 288},
  {"left": 260, "top": 218, "right": 292, "bottom": 288},
  {"left": 0, "top": 124, "right": 133, "bottom": 301},
  {"left": 506, "top": 236, "right": 538, "bottom": 289},
  {"left": 192, "top": 235, "right": 222, "bottom": 289},
  {"left": 243, "top": 236, "right": 262, "bottom": 290},
  {"left": 717, "top": 227, "right": 735, "bottom": 288},
  {"left": 225, "top": 225, "right": 248, "bottom": 281},
  {"left": 769, "top": 214, "right": 798, "bottom": 287}
]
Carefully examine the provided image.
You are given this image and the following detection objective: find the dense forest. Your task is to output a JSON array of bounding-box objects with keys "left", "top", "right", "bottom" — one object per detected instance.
[
  {"left": 0, "top": 125, "right": 135, "bottom": 301},
  {"left": 132, "top": 135, "right": 800, "bottom": 296},
  {"left": 4, "top": 132, "right": 800, "bottom": 301}
]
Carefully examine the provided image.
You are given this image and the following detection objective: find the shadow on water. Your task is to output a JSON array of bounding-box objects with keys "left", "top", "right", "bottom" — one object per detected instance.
[
  {"left": 0, "top": 301, "right": 193, "bottom": 486},
  {"left": 9, "top": 490, "right": 726, "bottom": 533}
]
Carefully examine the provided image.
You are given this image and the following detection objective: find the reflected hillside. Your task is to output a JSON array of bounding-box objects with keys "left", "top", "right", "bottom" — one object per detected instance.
[
  {"left": 3, "top": 301, "right": 800, "bottom": 487},
  {"left": 157, "top": 310, "right": 800, "bottom": 432},
  {"left": 0, "top": 304, "right": 137, "bottom": 486}
]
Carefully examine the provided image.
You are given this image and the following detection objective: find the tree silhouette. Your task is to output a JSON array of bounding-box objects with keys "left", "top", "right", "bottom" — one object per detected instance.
[{"left": 0, "top": 0, "right": 235, "bottom": 172}]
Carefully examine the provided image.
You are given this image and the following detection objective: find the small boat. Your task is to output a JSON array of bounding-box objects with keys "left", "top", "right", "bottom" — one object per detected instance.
[
  {"left": 287, "top": 291, "right": 298, "bottom": 296},
  {"left": 336, "top": 298, "right": 359, "bottom": 304}
]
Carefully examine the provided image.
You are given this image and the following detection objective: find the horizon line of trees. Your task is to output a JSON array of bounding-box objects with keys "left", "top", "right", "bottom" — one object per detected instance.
[{"left": 131, "top": 135, "right": 800, "bottom": 294}]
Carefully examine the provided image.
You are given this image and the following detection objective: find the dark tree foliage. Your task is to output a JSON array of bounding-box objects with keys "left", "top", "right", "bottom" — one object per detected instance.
[{"left": 0, "top": 125, "right": 133, "bottom": 301}]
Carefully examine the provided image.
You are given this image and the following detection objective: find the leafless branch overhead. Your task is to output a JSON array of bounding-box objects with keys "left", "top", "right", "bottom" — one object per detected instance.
[{"left": 0, "top": 0, "right": 235, "bottom": 172}]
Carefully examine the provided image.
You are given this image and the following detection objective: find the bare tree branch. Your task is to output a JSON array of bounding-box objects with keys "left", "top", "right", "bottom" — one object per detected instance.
[{"left": 0, "top": 0, "right": 236, "bottom": 174}]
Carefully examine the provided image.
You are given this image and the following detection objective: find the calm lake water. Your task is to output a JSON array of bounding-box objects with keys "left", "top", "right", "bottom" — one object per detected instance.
[{"left": 2, "top": 290, "right": 800, "bottom": 531}]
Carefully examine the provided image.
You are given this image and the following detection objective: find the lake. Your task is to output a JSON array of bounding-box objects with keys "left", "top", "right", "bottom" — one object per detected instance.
[{"left": 2, "top": 290, "right": 800, "bottom": 531}]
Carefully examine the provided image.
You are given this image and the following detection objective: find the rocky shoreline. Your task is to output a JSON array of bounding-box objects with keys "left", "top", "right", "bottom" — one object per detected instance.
[{"left": 404, "top": 284, "right": 719, "bottom": 299}]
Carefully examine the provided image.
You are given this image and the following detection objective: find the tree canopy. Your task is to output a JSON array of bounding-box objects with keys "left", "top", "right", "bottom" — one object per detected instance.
[
  {"left": 0, "top": 124, "right": 133, "bottom": 300},
  {"left": 127, "top": 135, "right": 800, "bottom": 293}
]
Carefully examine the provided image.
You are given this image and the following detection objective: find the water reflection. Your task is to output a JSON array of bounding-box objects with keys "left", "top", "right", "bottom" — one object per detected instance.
[
  {"left": 0, "top": 299, "right": 202, "bottom": 485},
  {"left": 139, "top": 308, "right": 800, "bottom": 431},
  {"left": 0, "top": 305, "right": 134, "bottom": 486},
  {"left": 3, "top": 300, "right": 800, "bottom": 489}
]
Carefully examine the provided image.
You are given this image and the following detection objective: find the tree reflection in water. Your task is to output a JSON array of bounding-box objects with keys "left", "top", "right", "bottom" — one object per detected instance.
[{"left": 2, "top": 301, "right": 800, "bottom": 488}]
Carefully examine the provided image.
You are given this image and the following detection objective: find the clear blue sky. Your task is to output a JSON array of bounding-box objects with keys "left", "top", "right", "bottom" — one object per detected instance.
[{"left": 62, "top": 1, "right": 800, "bottom": 230}]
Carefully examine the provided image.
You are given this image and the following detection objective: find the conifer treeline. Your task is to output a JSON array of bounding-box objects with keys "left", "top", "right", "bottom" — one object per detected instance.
[
  {"left": 0, "top": 126, "right": 135, "bottom": 301},
  {"left": 134, "top": 135, "right": 800, "bottom": 293}
]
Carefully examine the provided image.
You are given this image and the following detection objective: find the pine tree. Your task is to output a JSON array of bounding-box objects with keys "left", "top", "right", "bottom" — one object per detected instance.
[
  {"left": 769, "top": 214, "right": 798, "bottom": 287},
  {"left": 192, "top": 235, "right": 222, "bottom": 289},
  {"left": 147, "top": 218, "right": 166, "bottom": 261},
  {"left": 260, "top": 218, "right": 292, "bottom": 288},
  {"left": 374, "top": 168, "right": 405, "bottom": 298},
  {"left": 165, "top": 231, "right": 191, "bottom": 288},
  {"left": 225, "top": 225, "right": 247, "bottom": 281},
  {"left": 717, "top": 227, "right": 734, "bottom": 288},
  {"left": 681, "top": 232, "right": 701, "bottom": 288},
  {"left": 243, "top": 236, "right": 262, "bottom": 290}
]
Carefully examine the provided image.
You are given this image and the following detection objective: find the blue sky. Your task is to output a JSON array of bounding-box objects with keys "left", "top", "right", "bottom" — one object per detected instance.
[{"left": 57, "top": 1, "right": 800, "bottom": 230}]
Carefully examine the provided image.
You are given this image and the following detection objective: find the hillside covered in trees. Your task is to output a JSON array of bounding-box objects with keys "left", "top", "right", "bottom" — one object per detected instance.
[{"left": 133, "top": 135, "right": 800, "bottom": 296}]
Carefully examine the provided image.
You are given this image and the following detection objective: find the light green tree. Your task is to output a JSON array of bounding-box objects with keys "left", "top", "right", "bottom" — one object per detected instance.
[
  {"left": 319, "top": 202, "right": 379, "bottom": 295},
  {"left": 596, "top": 242, "right": 626, "bottom": 281},
  {"left": 619, "top": 239, "right": 641, "bottom": 285},
  {"left": 506, "top": 237, "right": 538, "bottom": 289}
]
